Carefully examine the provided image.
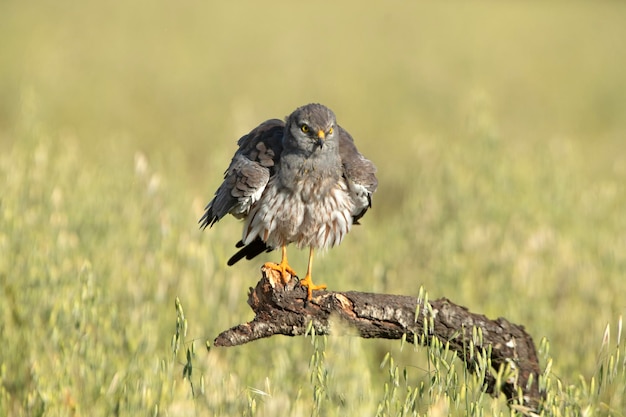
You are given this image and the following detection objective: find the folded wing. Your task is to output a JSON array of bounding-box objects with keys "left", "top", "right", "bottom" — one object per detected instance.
[
  {"left": 338, "top": 126, "right": 378, "bottom": 224},
  {"left": 199, "top": 119, "right": 284, "bottom": 229}
]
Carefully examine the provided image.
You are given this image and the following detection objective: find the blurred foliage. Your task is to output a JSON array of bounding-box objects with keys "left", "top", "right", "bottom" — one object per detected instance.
[{"left": 1, "top": 0, "right": 626, "bottom": 415}]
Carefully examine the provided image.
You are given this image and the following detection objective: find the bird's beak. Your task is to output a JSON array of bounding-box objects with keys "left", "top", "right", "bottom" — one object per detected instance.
[{"left": 316, "top": 130, "right": 325, "bottom": 148}]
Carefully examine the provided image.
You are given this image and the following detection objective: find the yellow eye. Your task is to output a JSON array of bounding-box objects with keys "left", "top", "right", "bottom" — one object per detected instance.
[
  {"left": 300, "top": 124, "right": 309, "bottom": 133},
  {"left": 328, "top": 127, "right": 334, "bottom": 135}
]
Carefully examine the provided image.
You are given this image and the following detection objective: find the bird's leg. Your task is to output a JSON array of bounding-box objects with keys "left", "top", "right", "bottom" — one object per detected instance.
[
  {"left": 299, "top": 247, "right": 327, "bottom": 300},
  {"left": 263, "top": 245, "right": 297, "bottom": 284}
]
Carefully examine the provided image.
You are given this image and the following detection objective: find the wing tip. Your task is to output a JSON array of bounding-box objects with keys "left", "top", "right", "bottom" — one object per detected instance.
[{"left": 198, "top": 210, "right": 219, "bottom": 230}]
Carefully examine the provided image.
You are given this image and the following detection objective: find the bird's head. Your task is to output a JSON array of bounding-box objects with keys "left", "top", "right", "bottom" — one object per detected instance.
[{"left": 285, "top": 103, "right": 338, "bottom": 154}]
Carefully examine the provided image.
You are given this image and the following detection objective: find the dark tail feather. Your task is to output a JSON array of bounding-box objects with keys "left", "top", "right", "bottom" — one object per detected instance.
[{"left": 227, "top": 238, "right": 273, "bottom": 266}]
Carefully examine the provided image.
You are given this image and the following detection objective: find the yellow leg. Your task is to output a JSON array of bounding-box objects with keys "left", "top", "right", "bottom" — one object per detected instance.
[
  {"left": 264, "top": 245, "right": 297, "bottom": 284},
  {"left": 299, "top": 247, "right": 327, "bottom": 300}
]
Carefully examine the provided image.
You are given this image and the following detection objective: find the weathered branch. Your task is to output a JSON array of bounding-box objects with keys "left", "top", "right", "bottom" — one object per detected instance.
[{"left": 214, "top": 267, "right": 544, "bottom": 410}]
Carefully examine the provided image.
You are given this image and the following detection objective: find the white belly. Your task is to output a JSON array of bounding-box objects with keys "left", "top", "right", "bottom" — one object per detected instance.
[{"left": 242, "top": 177, "right": 354, "bottom": 249}]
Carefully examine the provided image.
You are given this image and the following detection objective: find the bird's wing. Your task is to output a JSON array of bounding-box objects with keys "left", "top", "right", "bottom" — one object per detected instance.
[
  {"left": 199, "top": 119, "right": 284, "bottom": 229},
  {"left": 338, "top": 125, "right": 378, "bottom": 223}
]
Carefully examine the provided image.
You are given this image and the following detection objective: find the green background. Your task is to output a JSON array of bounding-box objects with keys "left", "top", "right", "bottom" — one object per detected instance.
[{"left": 1, "top": 1, "right": 625, "bottom": 415}]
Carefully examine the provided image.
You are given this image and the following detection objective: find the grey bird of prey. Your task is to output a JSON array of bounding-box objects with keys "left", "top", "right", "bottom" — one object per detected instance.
[{"left": 200, "top": 103, "right": 377, "bottom": 299}]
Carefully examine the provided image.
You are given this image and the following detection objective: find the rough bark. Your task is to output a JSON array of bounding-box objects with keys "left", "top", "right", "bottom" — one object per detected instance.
[{"left": 214, "top": 267, "right": 544, "bottom": 411}]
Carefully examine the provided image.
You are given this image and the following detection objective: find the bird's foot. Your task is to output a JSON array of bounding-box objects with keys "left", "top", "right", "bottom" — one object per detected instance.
[
  {"left": 263, "top": 260, "right": 297, "bottom": 284},
  {"left": 299, "top": 274, "right": 327, "bottom": 300}
]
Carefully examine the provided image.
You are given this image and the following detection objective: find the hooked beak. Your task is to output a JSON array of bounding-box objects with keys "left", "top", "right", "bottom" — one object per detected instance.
[{"left": 316, "top": 130, "right": 325, "bottom": 148}]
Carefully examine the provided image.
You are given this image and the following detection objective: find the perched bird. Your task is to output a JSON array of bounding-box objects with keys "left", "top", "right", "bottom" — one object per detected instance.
[{"left": 200, "top": 103, "right": 377, "bottom": 299}]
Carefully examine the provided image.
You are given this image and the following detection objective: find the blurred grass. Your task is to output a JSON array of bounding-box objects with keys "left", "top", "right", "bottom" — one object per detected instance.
[{"left": 1, "top": 0, "right": 626, "bottom": 415}]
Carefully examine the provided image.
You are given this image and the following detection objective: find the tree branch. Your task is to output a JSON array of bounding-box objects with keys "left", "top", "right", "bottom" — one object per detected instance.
[{"left": 214, "top": 267, "right": 544, "bottom": 410}]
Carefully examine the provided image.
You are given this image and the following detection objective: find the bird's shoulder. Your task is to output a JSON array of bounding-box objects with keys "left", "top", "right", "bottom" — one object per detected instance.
[{"left": 234, "top": 118, "right": 285, "bottom": 169}]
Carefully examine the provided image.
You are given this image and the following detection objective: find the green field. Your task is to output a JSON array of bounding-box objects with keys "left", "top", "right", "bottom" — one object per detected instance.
[{"left": 2, "top": 1, "right": 626, "bottom": 415}]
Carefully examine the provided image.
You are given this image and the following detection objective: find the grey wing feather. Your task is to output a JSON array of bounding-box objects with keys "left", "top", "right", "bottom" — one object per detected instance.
[
  {"left": 199, "top": 119, "right": 285, "bottom": 229},
  {"left": 337, "top": 126, "right": 378, "bottom": 223}
]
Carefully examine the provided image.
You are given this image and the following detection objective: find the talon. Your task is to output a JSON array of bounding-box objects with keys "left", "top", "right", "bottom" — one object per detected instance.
[
  {"left": 263, "top": 261, "right": 296, "bottom": 284},
  {"left": 299, "top": 247, "right": 326, "bottom": 300},
  {"left": 264, "top": 245, "right": 296, "bottom": 284},
  {"left": 299, "top": 273, "right": 327, "bottom": 300}
]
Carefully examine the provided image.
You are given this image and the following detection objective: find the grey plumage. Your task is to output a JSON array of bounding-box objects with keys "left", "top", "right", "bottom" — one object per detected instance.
[
  {"left": 200, "top": 119, "right": 283, "bottom": 228},
  {"left": 200, "top": 103, "right": 377, "bottom": 298}
]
